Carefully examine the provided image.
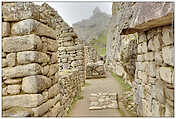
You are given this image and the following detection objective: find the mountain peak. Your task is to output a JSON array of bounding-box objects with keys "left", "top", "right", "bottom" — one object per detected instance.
[{"left": 93, "top": 7, "right": 101, "bottom": 15}]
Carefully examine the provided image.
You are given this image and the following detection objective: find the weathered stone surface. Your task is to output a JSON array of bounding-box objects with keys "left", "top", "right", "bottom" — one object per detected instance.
[
  {"left": 164, "top": 88, "right": 174, "bottom": 101},
  {"left": 6, "top": 53, "right": 16, "bottom": 67},
  {"left": 47, "top": 101, "right": 61, "bottom": 117},
  {"left": 2, "top": 2, "right": 39, "bottom": 21},
  {"left": 48, "top": 64, "right": 58, "bottom": 76},
  {"left": 2, "top": 87, "right": 8, "bottom": 96},
  {"left": 22, "top": 75, "right": 52, "bottom": 93},
  {"left": 146, "top": 62, "right": 156, "bottom": 77},
  {"left": 162, "top": 26, "right": 174, "bottom": 46},
  {"left": 148, "top": 34, "right": 162, "bottom": 51},
  {"left": 3, "top": 63, "right": 41, "bottom": 79},
  {"left": 138, "top": 71, "right": 147, "bottom": 80},
  {"left": 137, "top": 55, "right": 144, "bottom": 62},
  {"left": 41, "top": 65, "right": 50, "bottom": 76},
  {"left": 155, "top": 51, "right": 163, "bottom": 65},
  {"left": 2, "top": 94, "right": 44, "bottom": 110},
  {"left": 51, "top": 53, "right": 58, "bottom": 64},
  {"left": 2, "top": 107, "right": 33, "bottom": 117},
  {"left": 2, "top": 58, "right": 8, "bottom": 68},
  {"left": 159, "top": 67, "right": 173, "bottom": 84},
  {"left": 4, "top": 79, "right": 22, "bottom": 84},
  {"left": 165, "top": 100, "right": 174, "bottom": 117},
  {"left": 3, "top": 34, "right": 42, "bottom": 53},
  {"left": 32, "top": 94, "right": 60, "bottom": 116},
  {"left": 138, "top": 42, "right": 147, "bottom": 54},
  {"left": 2, "top": 22, "right": 10, "bottom": 37},
  {"left": 48, "top": 83, "right": 60, "bottom": 98},
  {"left": 17, "top": 51, "right": 50, "bottom": 64},
  {"left": 162, "top": 46, "right": 174, "bottom": 66},
  {"left": 42, "top": 37, "right": 58, "bottom": 52},
  {"left": 144, "top": 52, "right": 154, "bottom": 61},
  {"left": 11, "top": 19, "right": 56, "bottom": 39},
  {"left": 7, "top": 85, "right": 21, "bottom": 95},
  {"left": 122, "top": 2, "right": 174, "bottom": 32}
]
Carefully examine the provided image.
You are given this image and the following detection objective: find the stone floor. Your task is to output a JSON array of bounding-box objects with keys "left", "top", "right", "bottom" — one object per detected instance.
[
  {"left": 70, "top": 72, "right": 136, "bottom": 117},
  {"left": 89, "top": 93, "right": 118, "bottom": 110}
]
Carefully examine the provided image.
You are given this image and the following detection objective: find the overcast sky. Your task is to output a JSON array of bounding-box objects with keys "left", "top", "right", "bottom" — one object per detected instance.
[{"left": 35, "top": 2, "right": 112, "bottom": 26}]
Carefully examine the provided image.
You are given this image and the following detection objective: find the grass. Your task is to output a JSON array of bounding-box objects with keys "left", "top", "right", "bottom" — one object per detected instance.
[
  {"left": 110, "top": 71, "right": 132, "bottom": 92},
  {"left": 89, "top": 30, "right": 107, "bottom": 57}
]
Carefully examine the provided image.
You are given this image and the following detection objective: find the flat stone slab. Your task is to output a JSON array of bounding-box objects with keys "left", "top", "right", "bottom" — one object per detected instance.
[{"left": 88, "top": 93, "right": 118, "bottom": 110}]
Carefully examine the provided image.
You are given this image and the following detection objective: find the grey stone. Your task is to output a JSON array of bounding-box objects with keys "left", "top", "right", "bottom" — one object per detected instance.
[
  {"left": 2, "top": 59, "right": 8, "bottom": 68},
  {"left": 3, "top": 34, "right": 42, "bottom": 53},
  {"left": 48, "top": 64, "right": 58, "bottom": 76},
  {"left": 3, "top": 63, "right": 41, "bottom": 79},
  {"left": 2, "top": 94, "right": 44, "bottom": 110},
  {"left": 48, "top": 83, "right": 60, "bottom": 98},
  {"left": 162, "top": 26, "right": 174, "bottom": 46},
  {"left": 6, "top": 53, "right": 16, "bottom": 67},
  {"left": 22, "top": 75, "right": 52, "bottom": 93},
  {"left": 2, "top": 2, "right": 39, "bottom": 21},
  {"left": 42, "top": 37, "right": 58, "bottom": 52},
  {"left": 41, "top": 65, "right": 50, "bottom": 76},
  {"left": 11, "top": 19, "right": 56, "bottom": 39},
  {"left": 2, "top": 22, "right": 10, "bottom": 37},
  {"left": 2, "top": 107, "right": 33, "bottom": 117},
  {"left": 159, "top": 67, "right": 173, "bottom": 84},
  {"left": 4, "top": 79, "right": 22, "bottom": 84},
  {"left": 144, "top": 52, "right": 154, "bottom": 61},
  {"left": 17, "top": 51, "right": 50, "bottom": 64},
  {"left": 162, "top": 46, "right": 174, "bottom": 66},
  {"left": 7, "top": 85, "right": 21, "bottom": 95}
]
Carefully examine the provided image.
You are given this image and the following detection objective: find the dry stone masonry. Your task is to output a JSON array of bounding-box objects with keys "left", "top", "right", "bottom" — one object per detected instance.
[
  {"left": 2, "top": 2, "right": 85, "bottom": 117},
  {"left": 88, "top": 93, "right": 118, "bottom": 110},
  {"left": 106, "top": 2, "right": 174, "bottom": 117},
  {"left": 84, "top": 46, "right": 106, "bottom": 79}
]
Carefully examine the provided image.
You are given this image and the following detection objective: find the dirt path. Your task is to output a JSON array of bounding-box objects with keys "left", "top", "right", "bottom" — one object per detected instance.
[{"left": 70, "top": 72, "right": 134, "bottom": 117}]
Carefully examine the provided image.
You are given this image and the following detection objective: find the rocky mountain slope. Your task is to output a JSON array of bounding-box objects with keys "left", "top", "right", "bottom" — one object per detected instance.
[{"left": 73, "top": 7, "right": 111, "bottom": 44}]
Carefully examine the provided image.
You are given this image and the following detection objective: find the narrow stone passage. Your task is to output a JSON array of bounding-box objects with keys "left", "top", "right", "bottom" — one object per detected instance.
[{"left": 70, "top": 72, "right": 135, "bottom": 117}]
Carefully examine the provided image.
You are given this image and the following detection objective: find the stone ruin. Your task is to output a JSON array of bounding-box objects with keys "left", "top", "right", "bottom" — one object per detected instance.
[
  {"left": 2, "top": 2, "right": 85, "bottom": 117},
  {"left": 106, "top": 2, "right": 174, "bottom": 117},
  {"left": 84, "top": 46, "right": 106, "bottom": 79}
]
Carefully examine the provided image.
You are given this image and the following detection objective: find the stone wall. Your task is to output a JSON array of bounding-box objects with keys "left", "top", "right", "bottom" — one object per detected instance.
[
  {"left": 84, "top": 46, "right": 105, "bottom": 79},
  {"left": 133, "top": 25, "right": 174, "bottom": 117},
  {"left": 2, "top": 2, "right": 83, "bottom": 117},
  {"left": 57, "top": 23, "right": 86, "bottom": 86},
  {"left": 106, "top": 2, "right": 174, "bottom": 117}
]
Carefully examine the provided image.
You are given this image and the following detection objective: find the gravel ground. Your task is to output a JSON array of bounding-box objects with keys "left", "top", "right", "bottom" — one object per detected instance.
[{"left": 70, "top": 72, "right": 135, "bottom": 117}]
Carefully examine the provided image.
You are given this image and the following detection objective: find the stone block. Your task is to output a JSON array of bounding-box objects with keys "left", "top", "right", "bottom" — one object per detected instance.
[
  {"left": 3, "top": 63, "right": 41, "bottom": 79},
  {"left": 4, "top": 79, "right": 22, "bottom": 84},
  {"left": 144, "top": 52, "right": 154, "bottom": 61},
  {"left": 138, "top": 32, "right": 147, "bottom": 43},
  {"left": 165, "top": 99, "right": 174, "bottom": 117},
  {"left": 136, "top": 62, "right": 147, "bottom": 71},
  {"left": 2, "top": 22, "right": 10, "bottom": 37},
  {"left": 22, "top": 75, "right": 52, "bottom": 93},
  {"left": 11, "top": 19, "right": 56, "bottom": 39},
  {"left": 2, "top": 94, "right": 44, "bottom": 110},
  {"left": 6, "top": 53, "right": 16, "bottom": 67},
  {"left": 137, "top": 55, "right": 144, "bottom": 62},
  {"left": 162, "top": 46, "right": 174, "bottom": 66},
  {"left": 164, "top": 88, "right": 174, "bottom": 101},
  {"left": 48, "top": 64, "right": 58, "bottom": 76},
  {"left": 17, "top": 51, "right": 50, "bottom": 64},
  {"left": 42, "top": 37, "right": 58, "bottom": 52},
  {"left": 41, "top": 65, "right": 50, "bottom": 76},
  {"left": 148, "top": 34, "right": 162, "bottom": 51},
  {"left": 2, "top": 87, "right": 8, "bottom": 96},
  {"left": 48, "top": 83, "right": 60, "bottom": 99},
  {"left": 155, "top": 51, "right": 163, "bottom": 65},
  {"left": 2, "top": 107, "right": 33, "bottom": 117},
  {"left": 159, "top": 67, "right": 173, "bottom": 84},
  {"left": 32, "top": 95, "right": 60, "bottom": 117},
  {"left": 146, "top": 62, "right": 156, "bottom": 77},
  {"left": 7, "top": 84, "right": 21, "bottom": 95},
  {"left": 151, "top": 99, "right": 160, "bottom": 117},
  {"left": 2, "top": 58, "right": 8, "bottom": 68},
  {"left": 51, "top": 52, "right": 58, "bottom": 64},
  {"left": 162, "top": 26, "right": 174, "bottom": 46},
  {"left": 138, "top": 71, "right": 147, "bottom": 80},
  {"left": 2, "top": 2, "right": 39, "bottom": 21},
  {"left": 3, "top": 34, "right": 42, "bottom": 53}
]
